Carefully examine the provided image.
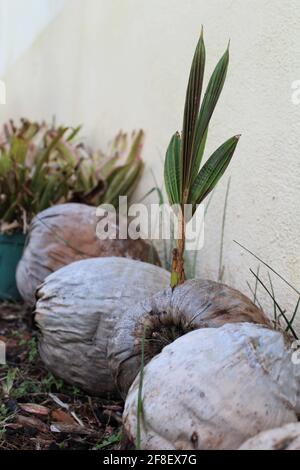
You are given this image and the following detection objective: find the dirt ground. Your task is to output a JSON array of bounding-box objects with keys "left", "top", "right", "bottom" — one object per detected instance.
[{"left": 0, "top": 302, "right": 124, "bottom": 450}]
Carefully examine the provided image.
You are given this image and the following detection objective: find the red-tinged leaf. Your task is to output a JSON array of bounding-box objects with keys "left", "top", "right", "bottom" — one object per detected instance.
[
  {"left": 16, "top": 415, "right": 49, "bottom": 433},
  {"left": 51, "top": 409, "right": 76, "bottom": 425},
  {"left": 19, "top": 403, "right": 50, "bottom": 417},
  {"left": 50, "top": 423, "right": 93, "bottom": 435}
]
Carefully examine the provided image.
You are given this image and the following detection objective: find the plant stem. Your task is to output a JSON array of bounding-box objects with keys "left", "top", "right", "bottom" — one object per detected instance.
[{"left": 171, "top": 208, "right": 186, "bottom": 287}]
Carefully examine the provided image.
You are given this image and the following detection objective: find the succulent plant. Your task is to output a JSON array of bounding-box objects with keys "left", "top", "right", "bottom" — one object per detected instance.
[
  {"left": 0, "top": 119, "right": 144, "bottom": 233},
  {"left": 71, "top": 129, "right": 144, "bottom": 208}
]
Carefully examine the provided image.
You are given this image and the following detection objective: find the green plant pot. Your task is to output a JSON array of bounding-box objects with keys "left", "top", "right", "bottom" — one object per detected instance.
[{"left": 0, "top": 232, "right": 26, "bottom": 301}]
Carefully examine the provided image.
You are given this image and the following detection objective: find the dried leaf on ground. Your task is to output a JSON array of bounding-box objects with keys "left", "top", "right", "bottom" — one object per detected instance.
[
  {"left": 19, "top": 403, "right": 49, "bottom": 417},
  {"left": 16, "top": 415, "right": 49, "bottom": 433}
]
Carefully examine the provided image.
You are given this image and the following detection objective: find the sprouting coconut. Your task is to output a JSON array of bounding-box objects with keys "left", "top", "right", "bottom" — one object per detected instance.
[
  {"left": 239, "top": 422, "right": 300, "bottom": 450},
  {"left": 109, "top": 31, "right": 272, "bottom": 398},
  {"left": 34, "top": 257, "right": 170, "bottom": 397},
  {"left": 108, "top": 279, "right": 271, "bottom": 397},
  {"left": 123, "top": 323, "right": 300, "bottom": 450},
  {"left": 120, "top": 32, "right": 300, "bottom": 451},
  {"left": 17, "top": 203, "right": 161, "bottom": 306},
  {"left": 163, "top": 30, "right": 240, "bottom": 290}
]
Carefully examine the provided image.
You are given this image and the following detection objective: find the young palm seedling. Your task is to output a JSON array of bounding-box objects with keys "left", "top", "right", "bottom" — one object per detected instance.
[
  {"left": 164, "top": 29, "right": 240, "bottom": 286},
  {"left": 115, "top": 34, "right": 300, "bottom": 451},
  {"left": 109, "top": 32, "right": 271, "bottom": 400}
]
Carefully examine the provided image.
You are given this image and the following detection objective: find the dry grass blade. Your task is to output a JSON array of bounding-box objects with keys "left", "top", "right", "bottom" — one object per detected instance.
[
  {"left": 218, "top": 177, "right": 231, "bottom": 282},
  {"left": 234, "top": 240, "right": 300, "bottom": 296},
  {"left": 267, "top": 272, "right": 278, "bottom": 324},
  {"left": 253, "top": 265, "right": 260, "bottom": 305},
  {"left": 246, "top": 281, "right": 264, "bottom": 311},
  {"left": 290, "top": 296, "right": 300, "bottom": 327},
  {"left": 249, "top": 268, "right": 298, "bottom": 339}
]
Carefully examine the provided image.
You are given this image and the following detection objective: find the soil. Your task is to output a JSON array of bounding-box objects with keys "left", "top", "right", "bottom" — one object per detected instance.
[{"left": 0, "top": 302, "right": 125, "bottom": 450}]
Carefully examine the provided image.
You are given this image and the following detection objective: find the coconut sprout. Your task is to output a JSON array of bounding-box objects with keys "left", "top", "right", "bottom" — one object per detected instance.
[{"left": 164, "top": 30, "right": 240, "bottom": 286}]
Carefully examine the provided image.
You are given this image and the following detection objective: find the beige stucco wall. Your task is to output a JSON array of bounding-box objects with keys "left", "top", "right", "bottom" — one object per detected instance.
[{"left": 1, "top": 0, "right": 300, "bottom": 330}]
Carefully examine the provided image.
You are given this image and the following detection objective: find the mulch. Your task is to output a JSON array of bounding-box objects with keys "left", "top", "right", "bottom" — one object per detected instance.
[{"left": 0, "top": 302, "right": 125, "bottom": 450}]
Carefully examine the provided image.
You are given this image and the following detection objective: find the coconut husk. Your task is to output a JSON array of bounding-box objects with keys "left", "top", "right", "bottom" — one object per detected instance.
[
  {"left": 108, "top": 279, "right": 272, "bottom": 397},
  {"left": 239, "top": 422, "right": 300, "bottom": 450},
  {"left": 34, "top": 256, "right": 170, "bottom": 397},
  {"left": 123, "top": 323, "right": 299, "bottom": 450},
  {"left": 16, "top": 203, "right": 161, "bottom": 306}
]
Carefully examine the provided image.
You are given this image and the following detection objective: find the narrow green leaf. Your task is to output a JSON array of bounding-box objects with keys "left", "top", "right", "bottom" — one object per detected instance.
[
  {"left": 31, "top": 127, "right": 68, "bottom": 188},
  {"left": 164, "top": 132, "right": 181, "bottom": 205},
  {"left": 193, "top": 46, "right": 229, "bottom": 169},
  {"left": 100, "top": 154, "right": 119, "bottom": 178},
  {"left": 104, "top": 160, "right": 144, "bottom": 206},
  {"left": 190, "top": 127, "right": 208, "bottom": 185},
  {"left": 182, "top": 29, "right": 206, "bottom": 196},
  {"left": 20, "top": 121, "right": 39, "bottom": 140},
  {"left": 67, "top": 125, "right": 82, "bottom": 142},
  {"left": 125, "top": 130, "right": 144, "bottom": 165},
  {"left": 0, "top": 152, "right": 12, "bottom": 176},
  {"left": 121, "top": 160, "right": 144, "bottom": 202},
  {"left": 10, "top": 136, "right": 29, "bottom": 164},
  {"left": 189, "top": 135, "right": 239, "bottom": 208}
]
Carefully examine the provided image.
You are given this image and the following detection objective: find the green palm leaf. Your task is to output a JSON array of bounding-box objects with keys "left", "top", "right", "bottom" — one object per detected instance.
[
  {"left": 182, "top": 29, "right": 205, "bottom": 198},
  {"left": 190, "top": 127, "right": 208, "bottom": 185},
  {"left": 189, "top": 135, "right": 240, "bottom": 209},
  {"left": 164, "top": 132, "right": 181, "bottom": 205},
  {"left": 192, "top": 46, "right": 229, "bottom": 173}
]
